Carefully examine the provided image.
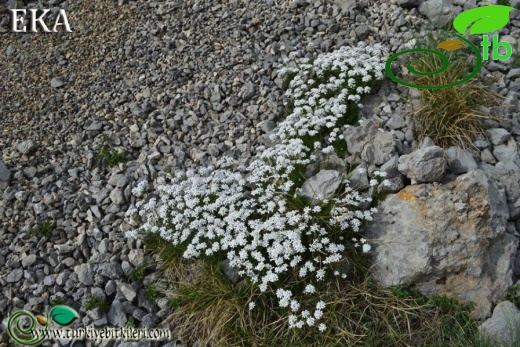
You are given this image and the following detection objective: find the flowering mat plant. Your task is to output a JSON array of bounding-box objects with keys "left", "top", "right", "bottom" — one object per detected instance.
[{"left": 126, "top": 42, "right": 390, "bottom": 334}]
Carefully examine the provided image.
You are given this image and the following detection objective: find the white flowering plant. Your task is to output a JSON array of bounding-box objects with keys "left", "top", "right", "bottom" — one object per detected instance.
[{"left": 126, "top": 42, "right": 389, "bottom": 334}]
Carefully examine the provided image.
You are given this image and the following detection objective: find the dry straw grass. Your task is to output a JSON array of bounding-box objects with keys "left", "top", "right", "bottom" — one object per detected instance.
[
  {"left": 144, "top": 232, "right": 503, "bottom": 347},
  {"left": 406, "top": 32, "right": 504, "bottom": 148}
]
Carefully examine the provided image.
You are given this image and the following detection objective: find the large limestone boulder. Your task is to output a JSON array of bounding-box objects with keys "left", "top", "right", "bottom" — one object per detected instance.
[{"left": 366, "top": 170, "right": 518, "bottom": 319}]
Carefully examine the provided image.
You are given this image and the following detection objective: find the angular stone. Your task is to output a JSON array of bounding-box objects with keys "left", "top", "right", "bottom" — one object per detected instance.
[
  {"left": 6, "top": 268, "right": 23, "bottom": 283},
  {"left": 75, "top": 263, "right": 94, "bottom": 286},
  {"left": 398, "top": 140, "right": 446, "bottom": 183},
  {"left": 16, "top": 140, "right": 37, "bottom": 155},
  {"left": 486, "top": 128, "right": 511, "bottom": 146},
  {"left": 419, "top": 0, "right": 457, "bottom": 28},
  {"left": 51, "top": 78, "right": 64, "bottom": 88},
  {"left": 480, "top": 301, "right": 520, "bottom": 345},
  {"left": 107, "top": 300, "right": 127, "bottom": 327},
  {"left": 0, "top": 160, "right": 10, "bottom": 182},
  {"left": 21, "top": 254, "right": 37, "bottom": 268},
  {"left": 117, "top": 282, "right": 137, "bottom": 302},
  {"left": 493, "top": 145, "right": 519, "bottom": 163},
  {"left": 240, "top": 82, "right": 256, "bottom": 101},
  {"left": 386, "top": 115, "right": 406, "bottom": 130},
  {"left": 109, "top": 188, "right": 125, "bottom": 205},
  {"left": 361, "top": 130, "right": 397, "bottom": 165},
  {"left": 300, "top": 170, "right": 342, "bottom": 201},
  {"left": 367, "top": 170, "right": 518, "bottom": 319},
  {"left": 344, "top": 120, "right": 396, "bottom": 166},
  {"left": 380, "top": 155, "right": 400, "bottom": 179},
  {"left": 348, "top": 166, "right": 369, "bottom": 190},
  {"left": 446, "top": 146, "right": 478, "bottom": 175},
  {"left": 128, "top": 249, "right": 145, "bottom": 267}
]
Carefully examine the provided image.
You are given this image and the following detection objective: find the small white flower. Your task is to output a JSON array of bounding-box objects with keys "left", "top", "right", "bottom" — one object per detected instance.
[
  {"left": 318, "top": 323, "right": 327, "bottom": 332},
  {"left": 249, "top": 302, "right": 256, "bottom": 310}
]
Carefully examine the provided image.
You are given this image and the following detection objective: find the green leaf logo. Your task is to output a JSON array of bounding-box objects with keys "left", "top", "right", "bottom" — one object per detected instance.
[
  {"left": 453, "top": 5, "right": 514, "bottom": 35},
  {"left": 49, "top": 306, "right": 79, "bottom": 326}
]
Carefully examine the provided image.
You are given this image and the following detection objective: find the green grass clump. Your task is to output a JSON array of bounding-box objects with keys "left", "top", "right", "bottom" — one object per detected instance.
[
  {"left": 29, "top": 221, "right": 54, "bottom": 237},
  {"left": 128, "top": 262, "right": 151, "bottom": 281},
  {"left": 97, "top": 134, "right": 127, "bottom": 167},
  {"left": 144, "top": 286, "right": 159, "bottom": 301},
  {"left": 50, "top": 297, "right": 66, "bottom": 306},
  {"left": 85, "top": 296, "right": 110, "bottom": 314}
]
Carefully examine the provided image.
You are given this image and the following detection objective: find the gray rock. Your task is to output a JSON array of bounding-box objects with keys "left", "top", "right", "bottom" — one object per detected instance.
[
  {"left": 75, "top": 263, "right": 94, "bottom": 286},
  {"left": 128, "top": 249, "right": 145, "bottom": 267},
  {"left": 446, "top": 146, "right": 478, "bottom": 174},
  {"left": 397, "top": 0, "right": 422, "bottom": 8},
  {"left": 344, "top": 120, "right": 378, "bottom": 155},
  {"left": 378, "top": 176, "right": 405, "bottom": 194},
  {"left": 486, "top": 128, "right": 511, "bottom": 146},
  {"left": 16, "top": 140, "right": 37, "bottom": 155},
  {"left": 109, "top": 188, "right": 125, "bottom": 205},
  {"left": 494, "top": 144, "right": 519, "bottom": 164},
  {"left": 480, "top": 301, "right": 520, "bottom": 346},
  {"left": 419, "top": 0, "right": 457, "bottom": 28},
  {"left": 386, "top": 115, "right": 406, "bottom": 130},
  {"left": 240, "top": 82, "right": 256, "bottom": 101},
  {"left": 380, "top": 155, "right": 401, "bottom": 179},
  {"left": 0, "top": 160, "right": 10, "bottom": 183},
  {"left": 398, "top": 140, "right": 446, "bottom": 183},
  {"left": 474, "top": 139, "right": 491, "bottom": 150},
  {"left": 367, "top": 170, "right": 517, "bottom": 319},
  {"left": 387, "top": 93, "right": 400, "bottom": 102},
  {"left": 348, "top": 166, "right": 370, "bottom": 190},
  {"left": 361, "top": 129, "right": 397, "bottom": 166},
  {"left": 21, "top": 254, "right": 37, "bottom": 268},
  {"left": 506, "top": 68, "right": 520, "bottom": 79},
  {"left": 50, "top": 78, "right": 64, "bottom": 88},
  {"left": 141, "top": 314, "right": 157, "bottom": 328},
  {"left": 87, "top": 122, "right": 103, "bottom": 131},
  {"left": 117, "top": 281, "right": 137, "bottom": 302},
  {"left": 355, "top": 25, "right": 371, "bottom": 39},
  {"left": 343, "top": 121, "right": 398, "bottom": 166},
  {"left": 107, "top": 300, "right": 127, "bottom": 327},
  {"left": 300, "top": 170, "right": 342, "bottom": 201},
  {"left": 6, "top": 268, "right": 23, "bottom": 283},
  {"left": 482, "top": 162, "right": 520, "bottom": 219},
  {"left": 481, "top": 149, "right": 497, "bottom": 164}
]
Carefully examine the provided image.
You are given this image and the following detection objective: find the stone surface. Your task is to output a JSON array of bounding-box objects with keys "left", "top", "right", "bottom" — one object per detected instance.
[
  {"left": 366, "top": 170, "right": 518, "bottom": 319},
  {"left": 107, "top": 300, "right": 127, "bottom": 327},
  {"left": 418, "top": 0, "right": 457, "bottom": 28},
  {"left": 344, "top": 120, "right": 396, "bottom": 165},
  {"left": 480, "top": 301, "right": 520, "bottom": 346},
  {"left": 398, "top": 139, "right": 446, "bottom": 183},
  {"left": 50, "top": 78, "right": 64, "bottom": 88},
  {"left": 446, "top": 146, "right": 478, "bottom": 174},
  {"left": 300, "top": 170, "right": 342, "bottom": 201},
  {"left": 16, "top": 140, "right": 36, "bottom": 155},
  {"left": 486, "top": 128, "right": 511, "bottom": 146}
]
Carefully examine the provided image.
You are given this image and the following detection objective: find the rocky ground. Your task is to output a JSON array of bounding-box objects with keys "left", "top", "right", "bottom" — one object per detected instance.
[{"left": 1, "top": 0, "right": 520, "bottom": 346}]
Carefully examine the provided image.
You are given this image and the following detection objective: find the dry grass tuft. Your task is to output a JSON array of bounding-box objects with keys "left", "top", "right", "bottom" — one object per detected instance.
[{"left": 406, "top": 32, "right": 503, "bottom": 148}]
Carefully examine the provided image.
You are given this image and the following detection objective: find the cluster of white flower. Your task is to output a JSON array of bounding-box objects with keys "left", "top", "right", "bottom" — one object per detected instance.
[
  {"left": 127, "top": 42, "right": 388, "bottom": 331},
  {"left": 276, "top": 42, "right": 388, "bottom": 150}
]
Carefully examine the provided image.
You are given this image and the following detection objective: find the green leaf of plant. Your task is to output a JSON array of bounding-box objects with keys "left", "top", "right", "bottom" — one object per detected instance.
[
  {"left": 49, "top": 306, "right": 79, "bottom": 326},
  {"left": 453, "top": 5, "right": 514, "bottom": 35}
]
